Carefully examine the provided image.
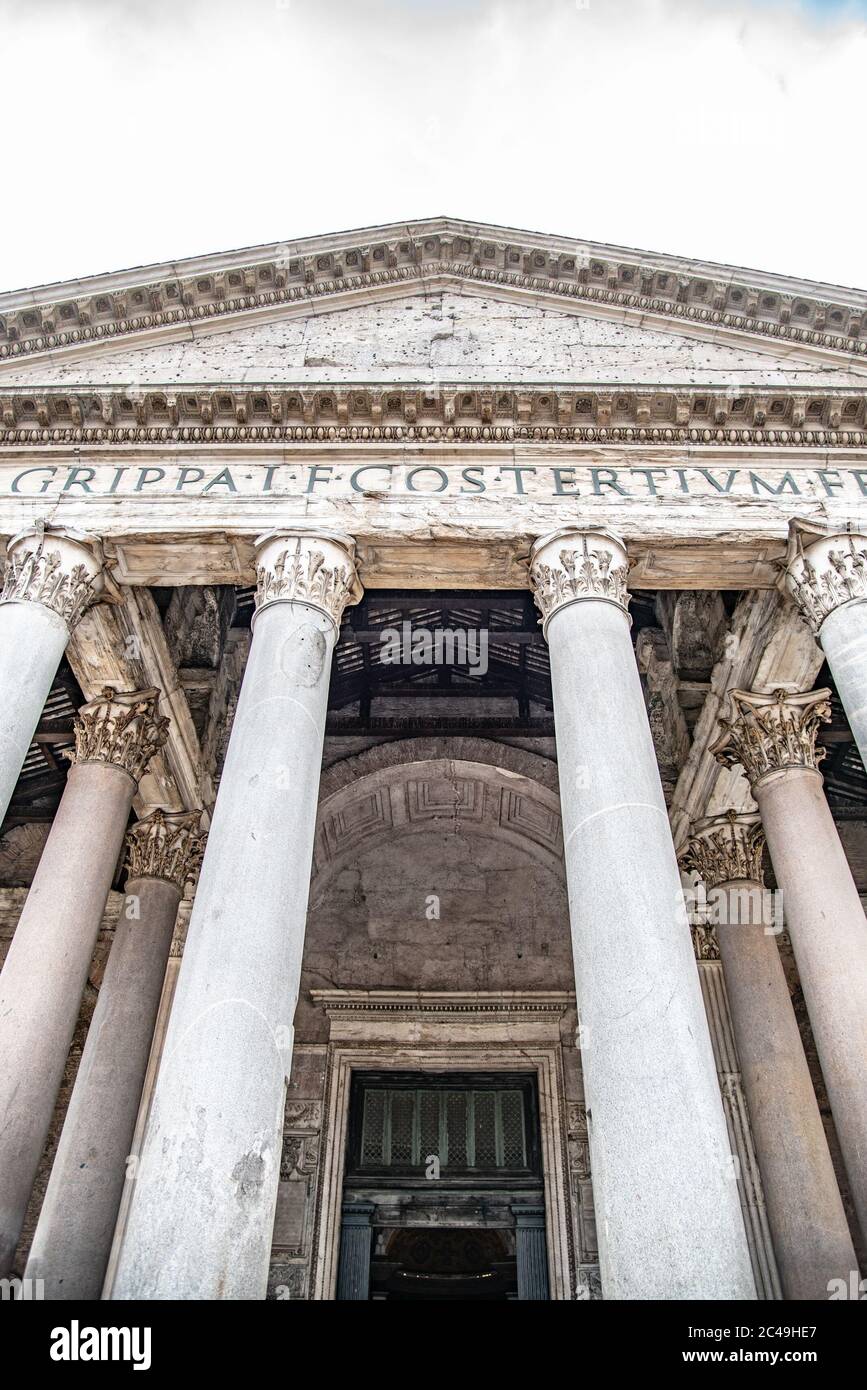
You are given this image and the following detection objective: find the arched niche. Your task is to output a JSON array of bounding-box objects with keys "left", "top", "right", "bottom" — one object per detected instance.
[{"left": 311, "top": 737, "right": 564, "bottom": 895}]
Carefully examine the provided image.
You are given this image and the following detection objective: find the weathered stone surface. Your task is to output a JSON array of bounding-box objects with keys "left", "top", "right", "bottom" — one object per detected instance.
[
  {"left": 635, "top": 627, "right": 691, "bottom": 797},
  {"left": 6, "top": 293, "right": 864, "bottom": 387},
  {"left": 656, "top": 591, "right": 728, "bottom": 682}
]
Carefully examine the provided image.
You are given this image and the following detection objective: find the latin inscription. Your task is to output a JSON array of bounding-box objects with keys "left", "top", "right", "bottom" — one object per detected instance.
[{"left": 4, "top": 461, "right": 867, "bottom": 502}]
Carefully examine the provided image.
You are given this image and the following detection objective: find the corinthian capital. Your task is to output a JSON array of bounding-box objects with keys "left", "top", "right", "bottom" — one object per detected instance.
[
  {"left": 783, "top": 517, "right": 867, "bottom": 636},
  {"left": 70, "top": 686, "right": 169, "bottom": 785},
  {"left": 1, "top": 526, "right": 104, "bottom": 632},
  {"left": 124, "top": 809, "right": 205, "bottom": 892},
  {"left": 253, "top": 529, "right": 362, "bottom": 629},
  {"left": 528, "top": 526, "right": 630, "bottom": 634},
  {"left": 711, "top": 687, "right": 830, "bottom": 788},
  {"left": 680, "top": 811, "right": 766, "bottom": 889}
]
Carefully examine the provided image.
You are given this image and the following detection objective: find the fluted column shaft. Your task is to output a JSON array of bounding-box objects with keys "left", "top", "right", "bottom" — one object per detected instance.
[
  {"left": 714, "top": 689, "right": 867, "bottom": 1248},
  {"left": 0, "top": 688, "right": 168, "bottom": 1274},
  {"left": 0, "top": 528, "right": 103, "bottom": 824},
  {"left": 25, "top": 811, "right": 203, "bottom": 1299},
  {"left": 529, "top": 527, "right": 754, "bottom": 1301},
  {"left": 683, "top": 813, "right": 858, "bottom": 1299},
  {"left": 513, "top": 1204, "right": 550, "bottom": 1301},
  {"left": 113, "top": 529, "right": 361, "bottom": 1300}
]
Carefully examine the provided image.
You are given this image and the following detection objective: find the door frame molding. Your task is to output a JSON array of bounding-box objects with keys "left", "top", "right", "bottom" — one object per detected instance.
[{"left": 308, "top": 990, "right": 575, "bottom": 1300}]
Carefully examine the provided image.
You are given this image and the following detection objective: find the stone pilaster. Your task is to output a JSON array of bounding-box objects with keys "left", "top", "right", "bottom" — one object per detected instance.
[
  {"left": 512, "top": 1204, "right": 550, "bottom": 1301},
  {"left": 713, "top": 688, "right": 867, "bottom": 1252},
  {"left": 0, "top": 526, "right": 105, "bottom": 825},
  {"left": 784, "top": 518, "right": 867, "bottom": 775},
  {"left": 335, "top": 1203, "right": 375, "bottom": 1301},
  {"left": 528, "top": 525, "right": 755, "bottom": 1301},
  {"left": 687, "top": 933, "right": 782, "bottom": 1301},
  {"left": 113, "top": 530, "right": 361, "bottom": 1300},
  {"left": 0, "top": 688, "right": 167, "bottom": 1275}
]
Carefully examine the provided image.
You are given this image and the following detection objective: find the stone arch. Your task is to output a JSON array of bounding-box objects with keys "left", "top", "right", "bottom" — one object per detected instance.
[{"left": 311, "top": 737, "right": 563, "bottom": 896}]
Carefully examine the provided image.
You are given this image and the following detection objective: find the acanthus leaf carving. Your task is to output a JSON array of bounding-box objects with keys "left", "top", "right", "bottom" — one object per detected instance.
[
  {"left": 69, "top": 685, "right": 169, "bottom": 785},
  {"left": 783, "top": 519, "right": 867, "bottom": 635},
  {"left": 0, "top": 528, "right": 103, "bottom": 631},
  {"left": 529, "top": 527, "right": 630, "bottom": 632},
  {"left": 254, "top": 531, "right": 361, "bottom": 628},
  {"left": 710, "top": 687, "right": 830, "bottom": 787},
  {"left": 283, "top": 1099, "right": 322, "bottom": 1131},
  {"left": 124, "top": 808, "right": 205, "bottom": 892},
  {"left": 680, "top": 810, "right": 766, "bottom": 890},
  {"left": 690, "top": 923, "right": 721, "bottom": 962},
  {"left": 280, "top": 1132, "right": 320, "bottom": 1180}
]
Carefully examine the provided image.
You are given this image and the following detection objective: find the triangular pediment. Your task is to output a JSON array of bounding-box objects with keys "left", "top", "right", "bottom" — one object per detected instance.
[
  {"left": 1, "top": 217, "right": 865, "bottom": 388},
  {"left": 3, "top": 290, "right": 865, "bottom": 389}
]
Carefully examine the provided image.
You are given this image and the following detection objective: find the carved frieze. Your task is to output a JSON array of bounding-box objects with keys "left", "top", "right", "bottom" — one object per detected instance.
[
  {"left": 680, "top": 811, "right": 766, "bottom": 890},
  {"left": 691, "top": 923, "right": 721, "bottom": 962},
  {"left": 280, "top": 1133, "right": 320, "bottom": 1181},
  {"left": 268, "top": 1259, "right": 307, "bottom": 1301},
  {"left": 283, "top": 1099, "right": 322, "bottom": 1131},
  {"left": 1, "top": 384, "right": 865, "bottom": 449},
  {"left": 70, "top": 685, "right": 169, "bottom": 785},
  {"left": 529, "top": 526, "right": 630, "bottom": 632},
  {"left": 254, "top": 530, "right": 361, "bottom": 629},
  {"left": 711, "top": 687, "right": 830, "bottom": 787},
  {"left": 566, "top": 1103, "right": 591, "bottom": 1181},
  {"left": 124, "top": 809, "right": 205, "bottom": 891},
  {"left": 783, "top": 518, "right": 867, "bottom": 635},
  {"left": 576, "top": 1265, "right": 603, "bottom": 1301},
  {"left": 0, "top": 527, "right": 103, "bottom": 630}
]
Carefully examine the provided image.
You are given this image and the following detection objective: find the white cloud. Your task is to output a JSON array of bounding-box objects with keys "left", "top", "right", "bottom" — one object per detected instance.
[{"left": 1, "top": 0, "right": 865, "bottom": 289}]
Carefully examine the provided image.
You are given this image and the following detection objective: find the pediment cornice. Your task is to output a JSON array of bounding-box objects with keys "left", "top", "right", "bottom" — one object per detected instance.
[
  {"left": 0, "top": 381, "right": 865, "bottom": 451},
  {"left": 1, "top": 217, "right": 865, "bottom": 374}
]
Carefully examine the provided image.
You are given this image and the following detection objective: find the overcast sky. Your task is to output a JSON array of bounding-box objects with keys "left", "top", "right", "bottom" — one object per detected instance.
[{"left": 2, "top": 0, "right": 865, "bottom": 293}]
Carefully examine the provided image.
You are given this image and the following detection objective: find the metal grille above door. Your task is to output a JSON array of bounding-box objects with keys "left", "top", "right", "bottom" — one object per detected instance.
[{"left": 349, "top": 1074, "right": 538, "bottom": 1180}]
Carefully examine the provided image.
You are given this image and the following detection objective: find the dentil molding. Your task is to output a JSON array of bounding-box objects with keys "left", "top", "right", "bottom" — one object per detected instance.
[
  {"left": 1, "top": 221, "right": 865, "bottom": 366},
  {"left": 1, "top": 383, "right": 865, "bottom": 449}
]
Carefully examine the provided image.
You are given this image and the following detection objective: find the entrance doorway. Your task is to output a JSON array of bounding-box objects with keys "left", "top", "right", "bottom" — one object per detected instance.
[
  {"left": 372, "top": 1228, "right": 515, "bottom": 1300},
  {"left": 336, "top": 1072, "right": 548, "bottom": 1301}
]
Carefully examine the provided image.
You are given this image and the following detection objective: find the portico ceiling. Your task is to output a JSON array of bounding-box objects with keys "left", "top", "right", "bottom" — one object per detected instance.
[{"left": 4, "top": 587, "right": 865, "bottom": 837}]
